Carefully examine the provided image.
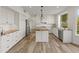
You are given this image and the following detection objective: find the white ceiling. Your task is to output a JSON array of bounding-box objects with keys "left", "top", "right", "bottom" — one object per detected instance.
[{"left": 22, "top": 6, "right": 69, "bottom": 15}]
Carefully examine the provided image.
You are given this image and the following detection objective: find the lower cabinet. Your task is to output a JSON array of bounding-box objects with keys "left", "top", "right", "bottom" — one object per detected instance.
[
  {"left": 63, "top": 30, "right": 72, "bottom": 43},
  {"left": 36, "top": 31, "right": 49, "bottom": 42},
  {"left": 58, "top": 29, "right": 72, "bottom": 43},
  {"left": 0, "top": 31, "right": 25, "bottom": 53}
]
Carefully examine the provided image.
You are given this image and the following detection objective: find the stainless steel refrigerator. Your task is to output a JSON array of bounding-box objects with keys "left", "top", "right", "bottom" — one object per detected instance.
[{"left": 25, "top": 19, "right": 30, "bottom": 36}]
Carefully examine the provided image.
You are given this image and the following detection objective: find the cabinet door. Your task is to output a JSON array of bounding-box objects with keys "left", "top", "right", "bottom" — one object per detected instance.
[
  {"left": 63, "top": 30, "right": 72, "bottom": 43},
  {"left": 1, "top": 37, "right": 9, "bottom": 52},
  {"left": 36, "top": 31, "right": 42, "bottom": 42},
  {"left": 41, "top": 31, "right": 48, "bottom": 42}
]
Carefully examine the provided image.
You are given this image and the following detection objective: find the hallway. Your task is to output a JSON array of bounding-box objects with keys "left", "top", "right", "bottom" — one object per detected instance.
[{"left": 8, "top": 32, "right": 79, "bottom": 53}]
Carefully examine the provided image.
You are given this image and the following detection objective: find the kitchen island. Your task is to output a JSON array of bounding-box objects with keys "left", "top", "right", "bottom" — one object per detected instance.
[{"left": 35, "top": 27, "right": 49, "bottom": 42}]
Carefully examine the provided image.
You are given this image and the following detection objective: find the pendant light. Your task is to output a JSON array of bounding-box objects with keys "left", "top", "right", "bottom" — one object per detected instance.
[
  {"left": 40, "top": 6, "right": 46, "bottom": 24},
  {"left": 41, "top": 6, "right": 43, "bottom": 21}
]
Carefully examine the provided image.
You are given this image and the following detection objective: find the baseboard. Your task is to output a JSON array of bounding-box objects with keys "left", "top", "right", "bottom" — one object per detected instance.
[
  {"left": 71, "top": 43, "right": 79, "bottom": 47},
  {"left": 71, "top": 41, "right": 79, "bottom": 46}
]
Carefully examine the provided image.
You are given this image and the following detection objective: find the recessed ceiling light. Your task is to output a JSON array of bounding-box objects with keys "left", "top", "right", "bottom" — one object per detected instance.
[
  {"left": 56, "top": 6, "right": 59, "bottom": 8},
  {"left": 29, "top": 6, "right": 32, "bottom": 8}
]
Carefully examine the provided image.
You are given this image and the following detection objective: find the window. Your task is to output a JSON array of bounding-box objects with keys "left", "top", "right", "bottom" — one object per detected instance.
[
  {"left": 75, "top": 9, "right": 79, "bottom": 36},
  {"left": 58, "top": 11, "right": 68, "bottom": 29},
  {"left": 76, "top": 17, "right": 79, "bottom": 35},
  {"left": 60, "top": 13, "right": 68, "bottom": 29}
]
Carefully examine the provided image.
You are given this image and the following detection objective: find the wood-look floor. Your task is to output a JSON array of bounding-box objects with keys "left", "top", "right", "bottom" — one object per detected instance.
[{"left": 7, "top": 32, "right": 79, "bottom": 53}]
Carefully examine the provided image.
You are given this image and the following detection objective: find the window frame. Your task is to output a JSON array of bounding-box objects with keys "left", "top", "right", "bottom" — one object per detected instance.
[
  {"left": 75, "top": 9, "right": 79, "bottom": 36},
  {"left": 58, "top": 11, "right": 68, "bottom": 29},
  {"left": 75, "top": 16, "right": 79, "bottom": 36}
]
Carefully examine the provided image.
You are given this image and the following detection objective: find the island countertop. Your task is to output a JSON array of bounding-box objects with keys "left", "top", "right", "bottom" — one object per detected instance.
[{"left": 34, "top": 26, "right": 48, "bottom": 31}]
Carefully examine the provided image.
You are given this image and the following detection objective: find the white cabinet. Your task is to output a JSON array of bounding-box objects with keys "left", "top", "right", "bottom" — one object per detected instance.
[
  {"left": 36, "top": 31, "right": 49, "bottom": 42},
  {"left": 41, "top": 31, "right": 48, "bottom": 42},
  {"left": 0, "top": 7, "right": 26, "bottom": 53},
  {"left": 36, "top": 31, "right": 41, "bottom": 42},
  {"left": 1, "top": 35, "right": 12, "bottom": 52},
  {"left": 63, "top": 30, "right": 72, "bottom": 43},
  {"left": 58, "top": 29, "right": 72, "bottom": 43},
  {"left": 0, "top": 31, "right": 25, "bottom": 53}
]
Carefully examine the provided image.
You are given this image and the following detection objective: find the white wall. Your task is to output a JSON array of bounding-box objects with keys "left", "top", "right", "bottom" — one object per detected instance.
[
  {"left": 29, "top": 15, "right": 37, "bottom": 29},
  {"left": 43, "top": 14, "right": 55, "bottom": 24}
]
